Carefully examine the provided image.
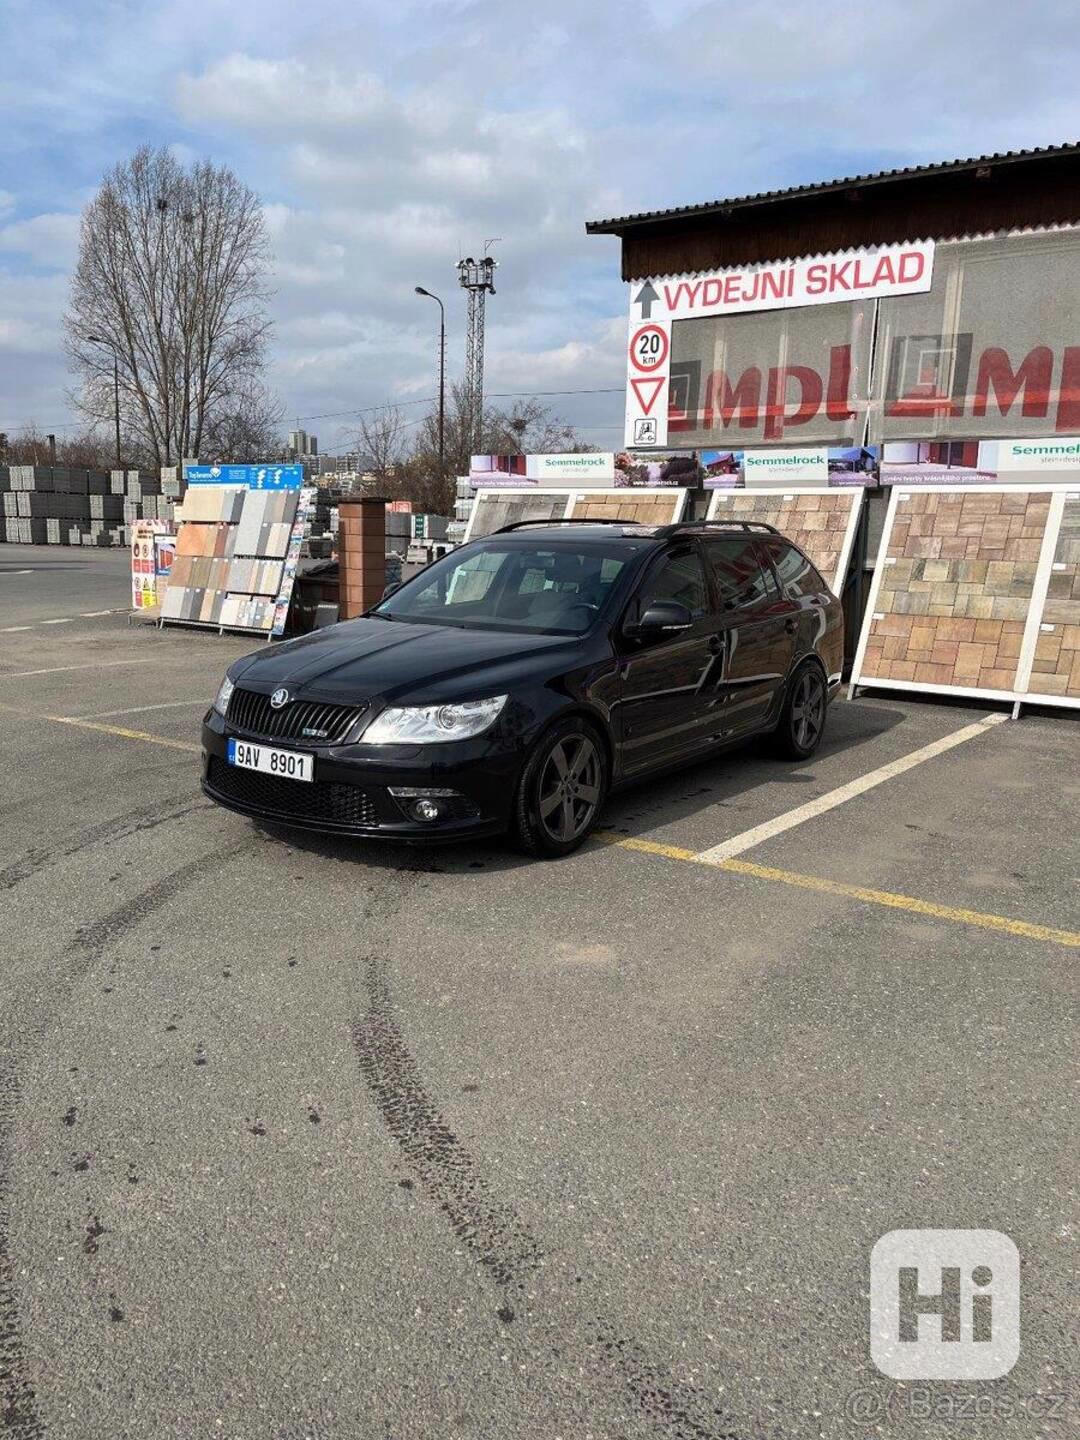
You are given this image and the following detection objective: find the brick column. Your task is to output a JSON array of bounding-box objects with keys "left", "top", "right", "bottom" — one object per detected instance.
[{"left": 338, "top": 497, "right": 387, "bottom": 619}]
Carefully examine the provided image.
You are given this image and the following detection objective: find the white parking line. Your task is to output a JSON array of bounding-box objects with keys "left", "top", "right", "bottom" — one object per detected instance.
[
  {"left": 0, "top": 570, "right": 32, "bottom": 576},
  {"left": 0, "top": 608, "right": 126, "bottom": 632},
  {"left": 696, "top": 712, "right": 1008, "bottom": 864},
  {"left": 0, "top": 659, "right": 155, "bottom": 679},
  {"left": 83, "top": 699, "right": 206, "bottom": 719}
]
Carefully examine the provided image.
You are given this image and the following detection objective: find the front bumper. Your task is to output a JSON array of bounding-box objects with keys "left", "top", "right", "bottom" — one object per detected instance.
[{"left": 200, "top": 711, "right": 522, "bottom": 840}]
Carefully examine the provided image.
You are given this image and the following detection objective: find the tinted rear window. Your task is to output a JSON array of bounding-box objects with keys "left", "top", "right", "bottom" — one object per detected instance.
[
  {"left": 703, "top": 538, "right": 780, "bottom": 610},
  {"left": 767, "top": 542, "right": 829, "bottom": 598}
]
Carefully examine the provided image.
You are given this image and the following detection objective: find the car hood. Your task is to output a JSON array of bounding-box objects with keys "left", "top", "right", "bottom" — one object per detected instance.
[{"left": 231, "top": 616, "right": 588, "bottom": 705}]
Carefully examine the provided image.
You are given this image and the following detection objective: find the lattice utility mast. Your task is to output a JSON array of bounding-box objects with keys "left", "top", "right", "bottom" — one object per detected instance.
[{"left": 457, "top": 254, "right": 497, "bottom": 455}]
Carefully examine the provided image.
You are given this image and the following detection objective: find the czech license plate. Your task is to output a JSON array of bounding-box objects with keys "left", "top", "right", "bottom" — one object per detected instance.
[{"left": 227, "top": 737, "right": 314, "bottom": 783}]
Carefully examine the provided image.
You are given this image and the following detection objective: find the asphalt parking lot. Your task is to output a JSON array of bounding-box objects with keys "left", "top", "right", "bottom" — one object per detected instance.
[{"left": 1, "top": 543, "right": 1077, "bottom": 1440}]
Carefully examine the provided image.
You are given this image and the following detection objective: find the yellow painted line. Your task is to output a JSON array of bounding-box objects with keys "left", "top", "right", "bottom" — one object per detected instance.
[
  {"left": 0, "top": 702, "right": 199, "bottom": 754},
  {"left": 592, "top": 832, "right": 1080, "bottom": 949},
  {"left": 717, "top": 857, "right": 1080, "bottom": 948},
  {"left": 591, "top": 831, "right": 699, "bottom": 862}
]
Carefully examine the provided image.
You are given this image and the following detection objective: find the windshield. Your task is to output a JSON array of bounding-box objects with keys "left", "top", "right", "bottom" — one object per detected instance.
[{"left": 371, "top": 539, "right": 639, "bottom": 634}]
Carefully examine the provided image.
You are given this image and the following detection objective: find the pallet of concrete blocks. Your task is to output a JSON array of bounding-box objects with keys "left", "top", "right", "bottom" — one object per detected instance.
[
  {"left": 851, "top": 483, "right": 1080, "bottom": 712},
  {"left": 160, "top": 467, "right": 185, "bottom": 500}
]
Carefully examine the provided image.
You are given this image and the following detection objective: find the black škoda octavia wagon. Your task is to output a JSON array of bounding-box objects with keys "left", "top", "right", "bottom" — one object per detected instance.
[{"left": 202, "top": 519, "right": 843, "bottom": 857}]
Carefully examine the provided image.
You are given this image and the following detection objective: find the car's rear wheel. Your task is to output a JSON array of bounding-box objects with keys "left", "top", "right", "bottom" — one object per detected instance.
[
  {"left": 772, "top": 662, "right": 827, "bottom": 759},
  {"left": 511, "top": 718, "right": 608, "bottom": 857}
]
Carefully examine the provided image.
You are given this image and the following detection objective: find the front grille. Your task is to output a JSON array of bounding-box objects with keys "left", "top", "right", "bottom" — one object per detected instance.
[
  {"left": 207, "top": 756, "right": 380, "bottom": 827},
  {"left": 226, "top": 687, "right": 365, "bottom": 745}
]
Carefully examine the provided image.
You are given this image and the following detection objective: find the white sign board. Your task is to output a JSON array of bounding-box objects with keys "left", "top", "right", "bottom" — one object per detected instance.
[
  {"left": 625, "top": 241, "right": 935, "bottom": 448},
  {"left": 742, "top": 448, "right": 830, "bottom": 485},
  {"left": 526, "top": 452, "right": 615, "bottom": 484},
  {"left": 995, "top": 437, "right": 1080, "bottom": 472}
]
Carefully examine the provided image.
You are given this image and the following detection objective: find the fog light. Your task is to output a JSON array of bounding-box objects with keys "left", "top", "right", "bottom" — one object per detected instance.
[{"left": 388, "top": 787, "right": 466, "bottom": 824}]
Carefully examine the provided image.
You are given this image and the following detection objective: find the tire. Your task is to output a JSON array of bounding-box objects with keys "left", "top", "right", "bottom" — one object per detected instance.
[
  {"left": 510, "top": 717, "right": 609, "bottom": 858},
  {"left": 772, "top": 662, "right": 828, "bottom": 760}
]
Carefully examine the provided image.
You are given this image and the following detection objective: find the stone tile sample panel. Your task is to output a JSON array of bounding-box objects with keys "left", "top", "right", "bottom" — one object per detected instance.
[
  {"left": 854, "top": 486, "right": 1058, "bottom": 699},
  {"left": 467, "top": 491, "right": 570, "bottom": 540},
  {"left": 566, "top": 489, "right": 686, "bottom": 526},
  {"left": 706, "top": 488, "right": 862, "bottom": 593},
  {"left": 1021, "top": 492, "right": 1080, "bottom": 703}
]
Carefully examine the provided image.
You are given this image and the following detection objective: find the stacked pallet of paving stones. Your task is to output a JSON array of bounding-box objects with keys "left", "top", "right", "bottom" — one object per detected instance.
[{"left": 0, "top": 464, "right": 186, "bottom": 545}]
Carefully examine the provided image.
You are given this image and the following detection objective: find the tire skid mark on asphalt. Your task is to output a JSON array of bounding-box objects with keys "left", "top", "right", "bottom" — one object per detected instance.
[
  {"left": 352, "top": 955, "right": 542, "bottom": 1291},
  {"left": 0, "top": 842, "right": 252, "bottom": 1438},
  {"left": 0, "top": 1063, "right": 47, "bottom": 1439},
  {"left": 0, "top": 793, "right": 208, "bottom": 893},
  {"left": 351, "top": 956, "right": 739, "bottom": 1440}
]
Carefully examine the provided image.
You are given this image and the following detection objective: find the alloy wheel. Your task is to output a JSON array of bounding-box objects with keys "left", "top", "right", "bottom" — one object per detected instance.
[
  {"left": 537, "top": 734, "right": 602, "bottom": 843},
  {"left": 791, "top": 670, "right": 825, "bottom": 751}
]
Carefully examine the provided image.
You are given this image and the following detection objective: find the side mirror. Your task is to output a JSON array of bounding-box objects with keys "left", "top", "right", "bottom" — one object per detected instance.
[
  {"left": 631, "top": 600, "right": 694, "bottom": 637},
  {"left": 380, "top": 581, "right": 401, "bottom": 600}
]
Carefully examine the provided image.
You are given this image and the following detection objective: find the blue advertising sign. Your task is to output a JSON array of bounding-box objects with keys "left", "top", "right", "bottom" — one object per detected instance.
[{"left": 184, "top": 463, "right": 304, "bottom": 491}]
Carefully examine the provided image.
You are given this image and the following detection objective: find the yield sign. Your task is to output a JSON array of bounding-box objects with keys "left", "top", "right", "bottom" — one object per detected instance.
[{"left": 630, "top": 377, "right": 665, "bottom": 415}]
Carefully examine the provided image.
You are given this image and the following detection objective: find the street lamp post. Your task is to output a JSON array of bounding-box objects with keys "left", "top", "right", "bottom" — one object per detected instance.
[
  {"left": 86, "top": 335, "right": 121, "bottom": 467},
  {"left": 414, "top": 287, "right": 445, "bottom": 485}
]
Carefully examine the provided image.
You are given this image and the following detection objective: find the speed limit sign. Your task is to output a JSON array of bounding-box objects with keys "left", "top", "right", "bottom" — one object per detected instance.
[{"left": 629, "top": 323, "right": 669, "bottom": 373}]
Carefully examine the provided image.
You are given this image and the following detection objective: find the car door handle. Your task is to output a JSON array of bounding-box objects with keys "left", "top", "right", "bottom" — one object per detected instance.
[
  {"left": 784, "top": 618, "right": 798, "bottom": 634},
  {"left": 707, "top": 634, "right": 725, "bottom": 654}
]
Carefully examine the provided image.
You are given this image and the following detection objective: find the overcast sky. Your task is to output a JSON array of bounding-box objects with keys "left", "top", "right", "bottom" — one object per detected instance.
[{"left": 1, "top": 0, "right": 1077, "bottom": 453}]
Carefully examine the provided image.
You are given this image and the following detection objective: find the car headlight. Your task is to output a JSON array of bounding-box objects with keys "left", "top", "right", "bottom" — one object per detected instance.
[
  {"left": 363, "top": 695, "right": 507, "bottom": 744},
  {"left": 213, "top": 674, "right": 235, "bottom": 716}
]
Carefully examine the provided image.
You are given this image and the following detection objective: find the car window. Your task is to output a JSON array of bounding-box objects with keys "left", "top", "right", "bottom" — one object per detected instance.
[
  {"left": 703, "top": 538, "right": 780, "bottom": 611},
  {"left": 767, "top": 541, "right": 828, "bottom": 599},
  {"left": 375, "top": 541, "right": 632, "bottom": 634},
  {"left": 422, "top": 549, "right": 502, "bottom": 607},
  {"left": 637, "top": 549, "right": 708, "bottom": 619}
]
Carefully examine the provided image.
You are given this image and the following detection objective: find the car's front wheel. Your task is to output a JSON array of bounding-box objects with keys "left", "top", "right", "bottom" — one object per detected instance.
[
  {"left": 511, "top": 718, "right": 608, "bottom": 857},
  {"left": 772, "top": 662, "right": 828, "bottom": 759}
]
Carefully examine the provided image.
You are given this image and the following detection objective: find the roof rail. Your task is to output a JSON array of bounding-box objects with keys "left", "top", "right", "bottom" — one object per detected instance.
[
  {"left": 492, "top": 517, "right": 634, "bottom": 534},
  {"left": 654, "top": 519, "right": 781, "bottom": 537},
  {"left": 490, "top": 516, "right": 784, "bottom": 538}
]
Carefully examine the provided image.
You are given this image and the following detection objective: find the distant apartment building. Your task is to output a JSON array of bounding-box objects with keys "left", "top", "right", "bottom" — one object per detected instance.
[{"left": 287, "top": 429, "right": 319, "bottom": 458}]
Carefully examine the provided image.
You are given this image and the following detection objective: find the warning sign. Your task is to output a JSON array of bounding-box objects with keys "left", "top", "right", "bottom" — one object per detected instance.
[
  {"left": 131, "top": 519, "right": 170, "bottom": 614},
  {"left": 630, "top": 377, "right": 665, "bottom": 415}
]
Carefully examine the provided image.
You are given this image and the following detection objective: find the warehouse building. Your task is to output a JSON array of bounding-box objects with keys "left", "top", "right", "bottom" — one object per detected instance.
[{"left": 586, "top": 144, "right": 1080, "bottom": 670}]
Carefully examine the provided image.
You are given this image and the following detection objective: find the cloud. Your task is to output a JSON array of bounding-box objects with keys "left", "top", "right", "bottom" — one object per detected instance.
[
  {"left": 3, "top": 0, "right": 1080, "bottom": 450},
  {"left": 169, "top": 43, "right": 623, "bottom": 444},
  {"left": 0, "top": 212, "right": 81, "bottom": 271}
]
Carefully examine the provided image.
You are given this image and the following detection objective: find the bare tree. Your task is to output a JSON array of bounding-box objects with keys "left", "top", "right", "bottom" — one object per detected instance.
[
  {"left": 483, "top": 396, "right": 593, "bottom": 456},
  {"left": 64, "top": 146, "right": 273, "bottom": 467},
  {"left": 0, "top": 424, "right": 117, "bottom": 468},
  {"left": 202, "top": 381, "right": 285, "bottom": 463},
  {"left": 353, "top": 406, "right": 409, "bottom": 482},
  {"left": 388, "top": 388, "right": 594, "bottom": 516}
]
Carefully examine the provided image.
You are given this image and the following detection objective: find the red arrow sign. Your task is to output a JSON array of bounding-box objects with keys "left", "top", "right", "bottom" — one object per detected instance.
[{"left": 630, "top": 377, "right": 665, "bottom": 415}]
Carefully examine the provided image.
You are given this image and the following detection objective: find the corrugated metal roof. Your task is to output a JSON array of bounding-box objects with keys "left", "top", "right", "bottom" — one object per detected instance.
[{"left": 585, "top": 143, "right": 1080, "bottom": 235}]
